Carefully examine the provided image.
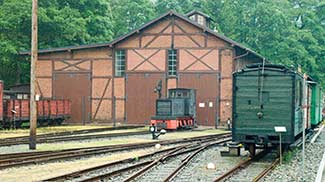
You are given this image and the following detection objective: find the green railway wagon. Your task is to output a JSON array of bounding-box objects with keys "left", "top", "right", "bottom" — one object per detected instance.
[
  {"left": 232, "top": 64, "right": 304, "bottom": 155},
  {"left": 310, "top": 84, "right": 323, "bottom": 127}
]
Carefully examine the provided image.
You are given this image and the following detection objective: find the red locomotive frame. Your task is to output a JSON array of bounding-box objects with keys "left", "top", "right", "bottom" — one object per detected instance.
[{"left": 150, "top": 117, "right": 195, "bottom": 130}]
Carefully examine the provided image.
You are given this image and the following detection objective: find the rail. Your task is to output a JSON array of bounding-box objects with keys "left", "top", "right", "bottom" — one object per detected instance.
[
  {"left": 214, "top": 150, "right": 268, "bottom": 182},
  {"left": 0, "top": 133, "right": 231, "bottom": 170}
]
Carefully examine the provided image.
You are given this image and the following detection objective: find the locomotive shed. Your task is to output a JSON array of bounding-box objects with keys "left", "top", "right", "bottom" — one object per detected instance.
[{"left": 19, "top": 10, "right": 265, "bottom": 127}]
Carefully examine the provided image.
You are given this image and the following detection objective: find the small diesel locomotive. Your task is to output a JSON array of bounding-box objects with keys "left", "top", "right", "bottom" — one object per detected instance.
[{"left": 150, "top": 88, "right": 196, "bottom": 130}]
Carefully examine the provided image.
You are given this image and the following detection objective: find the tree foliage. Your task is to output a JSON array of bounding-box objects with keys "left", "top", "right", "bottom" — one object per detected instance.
[{"left": 0, "top": 0, "right": 324, "bottom": 87}]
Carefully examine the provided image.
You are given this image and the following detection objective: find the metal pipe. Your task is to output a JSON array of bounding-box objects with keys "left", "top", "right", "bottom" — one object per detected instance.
[{"left": 233, "top": 51, "right": 249, "bottom": 60}]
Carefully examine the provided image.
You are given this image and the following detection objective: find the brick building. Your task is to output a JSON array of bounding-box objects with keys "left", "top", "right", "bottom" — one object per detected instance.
[{"left": 21, "top": 10, "right": 265, "bottom": 126}]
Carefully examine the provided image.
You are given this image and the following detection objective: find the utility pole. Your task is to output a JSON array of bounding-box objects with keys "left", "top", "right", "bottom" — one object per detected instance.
[{"left": 29, "top": 0, "right": 38, "bottom": 150}]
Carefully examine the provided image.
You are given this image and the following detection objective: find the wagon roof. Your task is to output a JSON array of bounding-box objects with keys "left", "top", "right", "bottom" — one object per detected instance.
[
  {"left": 235, "top": 63, "right": 296, "bottom": 74},
  {"left": 19, "top": 10, "right": 264, "bottom": 60}
]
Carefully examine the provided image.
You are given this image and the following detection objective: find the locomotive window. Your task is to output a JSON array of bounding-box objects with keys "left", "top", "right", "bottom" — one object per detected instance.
[
  {"left": 17, "top": 94, "right": 23, "bottom": 99},
  {"left": 182, "top": 91, "right": 189, "bottom": 97},
  {"left": 115, "top": 50, "right": 126, "bottom": 77},
  {"left": 170, "top": 91, "right": 175, "bottom": 98},
  {"left": 168, "top": 49, "right": 177, "bottom": 76}
]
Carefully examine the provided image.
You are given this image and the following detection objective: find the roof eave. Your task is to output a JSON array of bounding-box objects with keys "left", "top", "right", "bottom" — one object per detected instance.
[{"left": 19, "top": 42, "right": 112, "bottom": 55}]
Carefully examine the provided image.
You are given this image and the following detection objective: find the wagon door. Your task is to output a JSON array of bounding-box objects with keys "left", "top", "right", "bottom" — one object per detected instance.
[{"left": 53, "top": 73, "right": 91, "bottom": 123}]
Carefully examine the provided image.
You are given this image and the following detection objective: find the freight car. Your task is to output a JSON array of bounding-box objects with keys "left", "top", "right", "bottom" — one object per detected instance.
[
  {"left": 232, "top": 64, "right": 321, "bottom": 156},
  {"left": 150, "top": 88, "right": 196, "bottom": 130},
  {"left": 0, "top": 81, "right": 71, "bottom": 129}
]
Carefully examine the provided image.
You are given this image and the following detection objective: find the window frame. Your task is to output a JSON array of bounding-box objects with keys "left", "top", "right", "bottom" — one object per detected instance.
[
  {"left": 114, "top": 49, "right": 126, "bottom": 77},
  {"left": 167, "top": 49, "right": 177, "bottom": 77}
]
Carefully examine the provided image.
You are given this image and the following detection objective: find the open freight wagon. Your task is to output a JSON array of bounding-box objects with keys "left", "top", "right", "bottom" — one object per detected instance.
[{"left": 0, "top": 81, "right": 71, "bottom": 129}]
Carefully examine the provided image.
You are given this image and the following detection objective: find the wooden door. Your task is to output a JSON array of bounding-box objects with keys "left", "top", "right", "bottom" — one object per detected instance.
[
  {"left": 126, "top": 73, "right": 166, "bottom": 124},
  {"left": 53, "top": 73, "right": 91, "bottom": 123},
  {"left": 178, "top": 73, "right": 219, "bottom": 126}
]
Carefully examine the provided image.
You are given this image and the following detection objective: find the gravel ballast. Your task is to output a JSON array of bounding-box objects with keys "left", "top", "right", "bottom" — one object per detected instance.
[{"left": 263, "top": 128, "right": 325, "bottom": 182}]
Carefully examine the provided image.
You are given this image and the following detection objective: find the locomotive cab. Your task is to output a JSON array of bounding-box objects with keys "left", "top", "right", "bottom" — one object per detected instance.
[{"left": 151, "top": 88, "right": 196, "bottom": 130}]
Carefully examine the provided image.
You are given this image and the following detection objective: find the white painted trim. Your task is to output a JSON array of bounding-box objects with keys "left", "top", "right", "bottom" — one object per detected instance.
[
  {"left": 311, "top": 124, "right": 325, "bottom": 143},
  {"left": 315, "top": 148, "right": 325, "bottom": 182}
]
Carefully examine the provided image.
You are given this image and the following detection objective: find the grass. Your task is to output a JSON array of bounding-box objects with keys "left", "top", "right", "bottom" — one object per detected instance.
[
  {"left": 36, "top": 137, "right": 152, "bottom": 151},
  {"left": 0, "top": 125, "right": 128, "bottom": 139},
  {"left": 0, "top": 128, "right": 228, "bottom": 154},
  {"left": 283, "top": 148, "right": 299, "bottom": 163},
  {"left": 0, "top": 146, "right": 170, "bottom": 182},
  {"left": 36, "top": 129, "right": 227, "bottom": 151},
  {"left": 159, "top": 129, "right": 228, "bottom": 140}
]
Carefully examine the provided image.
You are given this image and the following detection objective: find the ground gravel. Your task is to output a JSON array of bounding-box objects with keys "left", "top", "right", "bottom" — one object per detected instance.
[
  {"left": 170, "top": 146, "right": 248, "bottom": 182},
  {"left": 263, "top": 129, "right": 325, "bottom": 182}
]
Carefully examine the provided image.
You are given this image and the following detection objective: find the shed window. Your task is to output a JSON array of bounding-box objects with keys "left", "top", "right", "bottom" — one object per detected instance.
[
  {"left": 115, "top": 50, "right": 125, "bottom": 77},
  {"left": 168, "top": 49, "right": 177, "bottom": 76},
  {"left": 197, "top": 15, "right": 204, "bottom": 25}
]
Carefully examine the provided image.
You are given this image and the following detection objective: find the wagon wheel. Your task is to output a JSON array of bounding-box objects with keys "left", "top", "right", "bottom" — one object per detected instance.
[
  {"left": 248, "top": 143, "right": 256, "bottom": 157},
  {"left": 14, "top": 121, "right": 22, "bottom": 128},
  {"left": 57, "top": 119, "right": 63, "bottom": 125}
]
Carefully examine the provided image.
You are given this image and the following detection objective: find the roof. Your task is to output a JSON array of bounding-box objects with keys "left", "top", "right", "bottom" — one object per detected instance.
[
  {"left": 19, "top": 10, "right": 265, "bottom": 60},
  {"left": 235, "top": 63, "right": 295, "bottom": 75}
]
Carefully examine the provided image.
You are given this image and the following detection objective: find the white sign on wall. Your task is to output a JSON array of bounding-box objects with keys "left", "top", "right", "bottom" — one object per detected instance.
[
  {"left": 274, "top": 126, "right": 287, "bottom": 133},
  {"left": 209, "top": 102, "right": 213, "bottom": 107},
  {"left": 199, "top": 103, "right": 205, "bottom": 108}
]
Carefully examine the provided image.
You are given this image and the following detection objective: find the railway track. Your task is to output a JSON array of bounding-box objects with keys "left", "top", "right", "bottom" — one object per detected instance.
[
  {"left": 0, "top": 128, "right": 147, "bottom": 147},
  {"left": 125, "top": 140, "right": 230, "bottom": 182},
  {"left": 43, "top": 133, "right": 231, "bottom": 182},
  {"left": 252, "top": 158, "right": 280, "bottom": 182},
  {"left": 0, "top": 125, "right": 143, "bottom": 141},
  {"left": 0, "top": 133, "right": 231, "bottom": 170},
  {"left": 213, "top": 150, "right": 278, "bottom": 182}
]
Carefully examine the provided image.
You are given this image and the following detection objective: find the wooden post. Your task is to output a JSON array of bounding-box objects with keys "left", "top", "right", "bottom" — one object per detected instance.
[
  {"left": 29, "top": 0, "right": 38, "bottom": 150},
  {"left": 113, "top": 96, "right": 116, "bottom": 127}
]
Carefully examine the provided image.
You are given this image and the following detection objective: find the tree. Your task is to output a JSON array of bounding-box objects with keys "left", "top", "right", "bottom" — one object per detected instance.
[
  {"left": 0, "top": 0, "right": 324, "bottom": 88},
  {"left": 0, "top": 0, "right": 114, "bottom": 87},
  {"left": 109, "top": 0, "right": 155, "bottom": 37}
]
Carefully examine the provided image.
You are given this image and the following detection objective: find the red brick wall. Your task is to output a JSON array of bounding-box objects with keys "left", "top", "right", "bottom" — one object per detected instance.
[
  {"left": 220, "top": 49, "right": 233, "bottom": 124},
  {"left": 37, "top": 47, "right": 114, "bottom": 123}
]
